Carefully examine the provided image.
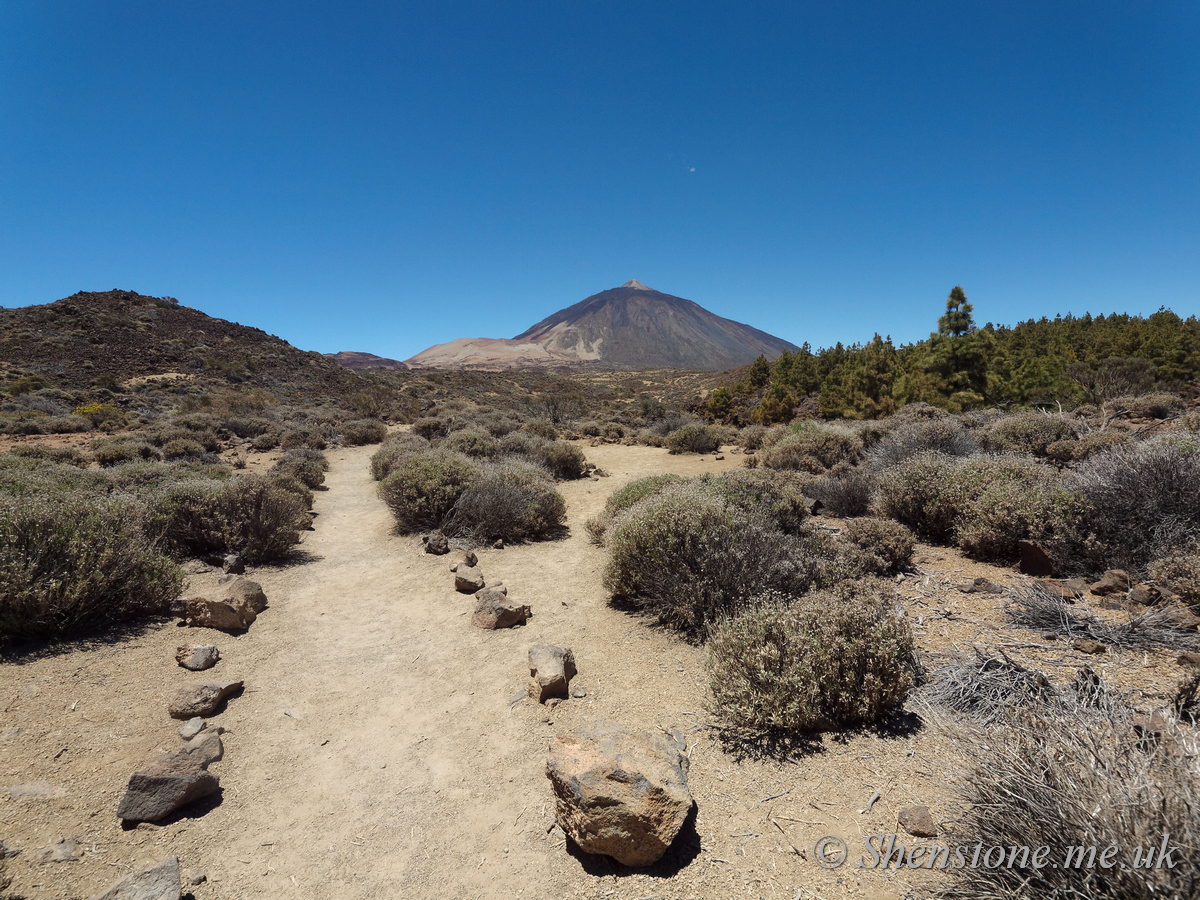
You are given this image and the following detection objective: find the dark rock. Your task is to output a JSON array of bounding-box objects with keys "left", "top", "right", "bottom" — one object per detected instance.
[
  {"left": 1017, "top": 540, "right": 1057, "bottom": 577},
  {"left": 471, "top": 591, "right": 531, "bottom": 629},
  {"left": 493, "top": 538, "right": 504, "bottom": 549},
  {"left": 546, "top": 721, "right": 694, "bottom": 867},
  {"left": 167, "top": 681, "right": 243, "bottom": 719},
  {"left": 528, "top": 645, "right": 576, "bottom": 703},
  {"left": 222, "top": 553, "right": 245, "bottom": 575},
  {"left": 86, "top": 856, "right": 180, "bottom": 900},
  {"left": 175, "top": 645, "right": 220, "bottom": 672},
  {"left": 423, "top": 531, "right": 450, "bottom": 555},
  {"left": 1129, "top": 584, "right": 1161, "bottom": 606},
  {"left": 1090, "top": 569, "right": 1130, "bottom": 596},
  {"left": 116, "top": 750, "right": 219, "bottom": 824},
  {"left": 1158, "top": 604, "right": 1200, "bottom": 631},
  {"left": 449, "top": 550, "right": 478, "bottom": 572},
  {"left": 454, "top": 565, "right": 485, "bottom": 593},
  {"left": 898, "top": 805, "right": 939, "bottom": 838},
  {"left": 1073, "top": 638, "right": 1106, "bottom": 655}
]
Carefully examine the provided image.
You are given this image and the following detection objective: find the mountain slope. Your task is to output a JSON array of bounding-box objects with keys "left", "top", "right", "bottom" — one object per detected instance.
[
  {"left": 0, "top": 289, "right": 358, "bottom": 396},
  {"left": 405, "top": 281, "right": 797, "bottom": 371}
]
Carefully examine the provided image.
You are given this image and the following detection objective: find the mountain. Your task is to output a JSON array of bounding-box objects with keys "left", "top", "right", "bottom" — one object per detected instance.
[
  {"left": 404, "top": 281, "right": 798, "bottom": 371},
  {"left": 0, "top": 289, "right": 357, "bottom": 396},
  {"left": 325, "top": 351, "right": 409, "bottom": 370}
]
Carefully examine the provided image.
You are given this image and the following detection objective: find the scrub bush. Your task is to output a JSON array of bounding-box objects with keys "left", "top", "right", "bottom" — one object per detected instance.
[
  {"left": 377, "top": 450, "right": 477, "bottom": 533},
  {"left": 707, "top": 580, "right": 915, "bottom": 734},
  {"left": 451, "top": 458, "right": 566, "bottom": 543},
  {"left": 665, "top": 424, "right": 721, "bottom": 454},
  {"left": 806, "top": 469, "right": 877, "bottom": 516},
  {"left": 759, "top": 425, "right": 862, "bottom": 474},
  {"left": 532, "top": 440, "right": 588, "bottom": 480},
  {"left": 341, "top": 419, "right": 387, "bottom": 446}
]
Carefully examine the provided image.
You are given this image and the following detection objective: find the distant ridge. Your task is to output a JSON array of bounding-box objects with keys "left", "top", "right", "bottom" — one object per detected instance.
[
  {"left": 326, "top": 351, "right": 409, "bottom": 370},
  {"left": 403, "top": 281, "right": 798, "bottom": 371}
]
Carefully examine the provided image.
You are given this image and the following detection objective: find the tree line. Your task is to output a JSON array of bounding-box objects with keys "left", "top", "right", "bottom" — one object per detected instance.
[{"left": 706, "top": 287, "right": 1200, "bottom": 423}]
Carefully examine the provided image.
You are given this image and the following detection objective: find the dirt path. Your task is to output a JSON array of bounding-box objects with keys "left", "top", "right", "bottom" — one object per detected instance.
[{"left": 13, "top": 441, "right": 1176, "bottom": 898}]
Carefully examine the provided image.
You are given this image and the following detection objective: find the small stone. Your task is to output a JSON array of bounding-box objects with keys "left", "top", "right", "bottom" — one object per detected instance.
[
  {"left": 450, "top": 550, "right": 478, "bottom": 571},
  {"left": 178, "top": 718, "right": 204, "bottom": 740},
  {"left": 183, "top": 731, "right": 224, "bottom": 765},
  {"left": 34, "top": 838, "right": 84, "bottom": 863},
  {"left": 1090, "top": 569, "right": 1130, "bottom": 597},
  {"left": 472, "top": 590, "right": 531, "bottom": 629},
  {"left": 1177, "top": 650, "right": 1200, "bottom": 669},
  {"left": 1129, "top": 584, "right": 1161, "bottom": 606},
  {"left": 222, "top": 553, "right": 245, "bottom": 575},
  {"left": 493, "top": 538, "right": 504, "bottom": 549},
  {"left": 570, "top": 686, "right": 587, "bottom": 699},
  {"left": 454, "top": 565, "right": 485, "bottom": 593},
  {"left": 175, "top": 644, "right": 220, "bottom": 671},
  {"left": 528, "top": 645, "right": 577, "bottom": 703},
  {"left": 715, "top": 455, "right": 725, "bottom": 461},
  {"left": 168, "top": 681, "right": 243, "bottom": 719},
  {"left": 86, "top": 856, "right": 180, "bottom": 900},
  {"left": 423, "top": 531, "right": 450, "bottom": 555},
  {"left": 1073, "top": 638, "right": 1106, "bottom": 655},
  {"left": 545, "top": 697, "right": 563, "bottom": 710},
  {"left": 190, "top": 870, "right": 208, "bottom": 886},
  {"left": 898, "top": 805, "right": 938, "bottom": 838}
]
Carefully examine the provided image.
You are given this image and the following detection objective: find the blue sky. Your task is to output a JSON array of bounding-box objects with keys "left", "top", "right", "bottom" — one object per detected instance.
[{"left": 1, "top": 2, "right": 1197, "bottom": 362}]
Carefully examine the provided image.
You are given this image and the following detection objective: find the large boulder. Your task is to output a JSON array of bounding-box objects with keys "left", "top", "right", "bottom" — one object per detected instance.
[
  {"left": 167, "top": 681, "right": 243, "bottom": 719},
  {"left": 185, "top": 579, "right": 267, "bottom": 632},
  {"left": 116, "top": 746, "right": 220, "bottom": 824},
  {"left": 546, "top": 722, "right": 694, "bottom": 867},
  {"left": 86, "top": 856, "right": 180, "bottom": 900},
  {"left": 472, "top": 589, "right": 530, "bottom": 629},
  {"left": 528, "top": 645, "right": 576, "bottom": 703}
]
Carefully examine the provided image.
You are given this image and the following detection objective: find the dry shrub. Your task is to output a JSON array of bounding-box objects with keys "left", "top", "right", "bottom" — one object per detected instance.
[
  {"left": 920, "top": 688, "right": 1199, "bottom": 900},
  {"left": 584, "top": 474, "right": 683, "bottom": 545},
  {"left": 707, "top": 579, "right": 916, "bottom": 735},
  {"left": 917, "top": 650, "right": 1059, "bottom": 725},
  {"left": 983, "top": 411, "right": 1077, "bottom": 457},
  {"left": 411, "top": 416, "right": 451, "bottom": 440},
  {"left": 602, "top": 482, "right": 811, "bottom": 634},
  {"left": 1044, "top": 429, "right": 1130, "bottom": 463},
  {"left": 444, "top": 427, "right": 501, "bottom": 458},
  {"left": 531, "top": 440, "right": 588, "bottom": 479},
  {"left": 9, "top": 444, "right": 89, "bottom": 468},
  {"left": 877, "top": 452, "right": 1075, "bottom": 563},
  {"left": 496, "top": 430, "right": 547, "bottom": 456},
  {"left": 759, "top": 425, "right": 862, "bottom": 474},
  {"left": 806, "top": 469, "right": 877, "bottom": 516},
  {"left": 521, "top": 419, "right": 558, "bottom": 440},
  {"left": 665, "top": 424, "right": 721, "bottom": 454},
  {"left": 341, "top": 419, "right": 387, "bottom": 446},
  {"left": 162, "top": 438, "right": 206, "bottom": 461},
  {"left": 369, "top": 434, "right": 430, "bottom": 481},
  {"left": 449, "top": 458, "right": 565, "bottom": 543},
  {"left": 271, "top": 449, "right": 327, "bottom": 489},
  {"left": 842, "top": 518, "right": 915, "bottom": 572},
  {"left": 895, "top": 401, "right": 951, "bottom": 420},
  {"left": 250, "top": 431, "right": 280, "bottom": 451},
  {"left": 867, "top": 418, "right": 979, "bottom": 469},
  {"left": 280, "top": 427, "right": 327, "bottom": 451},
  {"left": 377, "top": 450, "right": 477, "bottom": 533},
  {"left": 1149, "top": 548, "right": 1200, "bottom": 607},
  {"left": 739, "top": 424, "right": 768, "bottom": 451},
  {"left": 698, "top": 469, "right": 810, "bottom": 534},
  {"left": 0, "top": 495, "right": 184, "bottom": 640},
  {"left": 1114, "top": 391, "right": 1186, "bottom": 419},
  {"left": 222, "top": 416, "right": 274, "bottom": 439},
  {"left": 1070, "top": 438, "right": 1200, "bottom": 573}
]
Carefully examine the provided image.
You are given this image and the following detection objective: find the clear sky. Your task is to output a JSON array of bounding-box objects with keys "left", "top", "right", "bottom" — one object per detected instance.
[{"left": 2, "top": 2, "right": 1197, "bottom": 362}]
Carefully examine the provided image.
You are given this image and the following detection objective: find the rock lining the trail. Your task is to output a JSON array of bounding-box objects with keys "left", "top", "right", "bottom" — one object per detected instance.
[
  {"left": 85, "top": 855, "right": 180, "bottom": 900},
  {"left": 528, "top": 645, "right": 576, "bottom": 703},
  {"left": 167, "top": 681, "right": 243, "bottom": 719}
]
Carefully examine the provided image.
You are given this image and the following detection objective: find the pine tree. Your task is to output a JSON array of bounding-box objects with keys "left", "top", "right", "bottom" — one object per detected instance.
[{"left": 938, "top": 286, "right": 975, "bottom": 337}]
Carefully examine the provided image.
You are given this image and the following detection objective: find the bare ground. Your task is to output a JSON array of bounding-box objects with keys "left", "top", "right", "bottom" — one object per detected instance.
[{"left": 0, "top": 441, "right": 1189, "bottom": 900}]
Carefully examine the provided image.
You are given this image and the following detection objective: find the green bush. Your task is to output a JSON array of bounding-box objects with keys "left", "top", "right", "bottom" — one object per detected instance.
[
  {"left": 92, "top": 438, "right": 160, "bottom": 467},
  {"left": 162, "top": 438, "right": 206, "bottom": 461},
  {"left": 665, "top": 424, "right": 721, "bottom": 454},
  {"left": 411, "top": 416, "right": 451, "bottom": 440},
  {"left": 0, "top": 496, "right": 184, "bottom": 640},
  {"left": 521, "top": 419, "right": 559, "bottom": 440},
  {"left": 250, "top": 431, "right": 280, "bottom": 451},
  {"left": 340, "top": 419, "right": 387, "bottom": 446},
  {"left": 877, "top": 452, "right": 1074, "bottom": 563},
  {"left": 532, "top": 440, "right": 589, "bottom": 479},
  {"left": 602, "top": 481, "right": 811, "bottom": 634},
  {"left": 842, "top": 518, "right": 915, "bottom": 572},
  {"left": 280, "top": 427, "right": 327, "bottom": 451},
  {"left": 377, "top": 450, "right": 477, "bottom": 533},
  {"left": 983, "top": 412, "right": 1077, "bottom": 458},
  {"left": 585, "top": 474, "right": 684, "bottom": 545},
  {"left": 707, "top": 580, "right": 916, "bottom": 734},
  {"left": 759, "top": 426, "right": 862, "bottom": 474},
  {"left": 451, "top": 459, "right": 566, "bottom": 542},
  {"left": 698, "top": 470, "right": 811, "bottom": 534},
  {"left": 370, "top": 434, "right": 431, "bottom": 481},
  {"left": 271, "top": 449, "right": 328, "bottom": 489},
  {"left": 1148, "top": 547, "right": 1200, "bottom": 607},
  {"left": 9, "top": 444, "right": 89, "bottom": 468},
  {"left": 444, "top": 427, "right": 501, "bottom": 458}
]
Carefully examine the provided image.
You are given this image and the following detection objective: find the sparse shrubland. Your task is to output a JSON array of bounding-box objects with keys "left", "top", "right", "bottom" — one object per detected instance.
[{"left": 450, "top": 458, "right": 566, "bottom": 543}]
